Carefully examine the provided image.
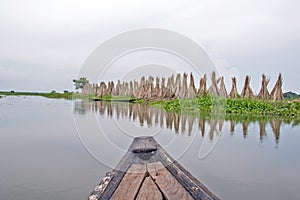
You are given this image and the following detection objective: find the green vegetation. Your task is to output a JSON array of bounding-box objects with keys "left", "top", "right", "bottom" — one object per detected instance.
[
  {"left": 284, "top": 91, "right": 300, "bottom": 100},
  {"left": 41, "top": 92, "right": 74, "bottom": 99},
  {"left": 151, "top": 96, "right": 300, "bottom": 119},
  {"left": 0, "top": 91, "right": 84, "bottom": 100},
  {"left": 0, "top": 91, "right": 136, "bottom": 101},
  {"left": 73, "top": 77, "right": 89, "bottom": 90}
]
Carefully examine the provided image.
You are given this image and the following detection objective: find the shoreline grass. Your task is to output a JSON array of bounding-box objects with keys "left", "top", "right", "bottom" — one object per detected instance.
[
  {"left": 0, "top": 91, "right": 135, "bottom": 101},
  {"left": 149, "top": 96, "right": 300, "bottom": 119},
  {"left": 0, "top": 91, "right": 85, "bottom": 100}
]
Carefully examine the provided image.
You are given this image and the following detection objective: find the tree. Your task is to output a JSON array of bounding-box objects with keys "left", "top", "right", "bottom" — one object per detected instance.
[
  {"left": 73, "top": 77, "right": 89, "bottom": 90},
  {"left": 283, "top": 91, "right": 299, "bottom": 100}
]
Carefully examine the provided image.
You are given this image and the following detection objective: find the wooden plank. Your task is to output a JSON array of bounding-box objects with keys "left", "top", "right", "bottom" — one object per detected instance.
[
  {"left": 98, "top": 152, "right": 140, "bottom": 199},
  {"left": 110, "top": 164, "right": 146, "bottom": 200},
  {"left": 147, "top": 162, "right": 194, "bottom": 200},
  {"left": 156, "top": 146, "right": 219, "bottom": 200},
  {"left": 136, "top": 176, "right": 163, "bottom": 200}
]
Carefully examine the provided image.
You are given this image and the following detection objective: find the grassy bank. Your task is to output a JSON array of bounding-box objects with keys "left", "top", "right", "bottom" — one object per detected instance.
[
  {"left": 150, "top": 97, "right": 300, "bottom": 119},
  {"left": 0, "top": 91, "right": 135, "bottom": 101},
  {"left": 0, "top": 91, "right": 86, "bottom": 100}
]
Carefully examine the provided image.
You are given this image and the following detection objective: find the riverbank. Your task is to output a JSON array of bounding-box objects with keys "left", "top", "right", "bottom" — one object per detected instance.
[
  {"left": 2, "top": 91, "right": 299, "bottom": 119},
  {"left": 0, "top": 91, "right": 135, "bottom": 101},
  {"left": 150, "top": 97, "right": 300, "bottom": 119},
  {"left": 0, "top": 91, "right": 82, "bottom": 99}
]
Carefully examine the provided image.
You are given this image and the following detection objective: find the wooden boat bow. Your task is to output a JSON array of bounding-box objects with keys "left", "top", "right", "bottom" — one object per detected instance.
[{"left": 89, "top": 137, "right": 220, "bottom": 200}]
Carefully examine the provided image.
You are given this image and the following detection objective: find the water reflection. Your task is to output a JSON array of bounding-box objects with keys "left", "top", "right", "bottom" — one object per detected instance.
[{"left": 74, "top": 100, "right": 299, "bottom": 145}]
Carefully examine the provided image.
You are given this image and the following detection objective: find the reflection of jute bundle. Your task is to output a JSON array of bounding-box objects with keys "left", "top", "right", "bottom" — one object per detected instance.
[{"left": 78, "top": 100, "right": 285, "bottom": 143}]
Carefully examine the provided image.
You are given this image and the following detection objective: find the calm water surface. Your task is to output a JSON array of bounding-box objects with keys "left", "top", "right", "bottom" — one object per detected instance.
[{"left": 0, "top": 96, "right": 300, "bottom": 200}]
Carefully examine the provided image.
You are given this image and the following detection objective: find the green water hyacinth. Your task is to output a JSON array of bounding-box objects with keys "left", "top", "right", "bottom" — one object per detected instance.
[{"left": 154, "top": 97, "right": 300, "bottom": 119}]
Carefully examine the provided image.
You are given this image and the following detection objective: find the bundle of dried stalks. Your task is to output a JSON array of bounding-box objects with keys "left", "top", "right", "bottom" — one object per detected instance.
[
  {"left": 258, "top": 74, "right": 270, "bottom": 99},
  {"left": 174, "top": 73, "right": 181, "bottom": 98},
  {"left": 144, "top": 76, "right": 154, "bottom": 100},
  {"left": 179, "top": 73, "right": 188, "bottom": 98},
  {"left": 114, "top": 80, "right": 121, "bottom": 96},
  {"left": 82, "top": 83, "right": 95, "bottom": 95},
  {"left": 170, "top": 74, "right": 176, "bottom": 95},
  {"left": 241, "top": 76, "right": 254, "bottom": 98},
  {"left": 133, "top": 77, "right": 146, "bottom": 99},
  {"left": 152, "top": 77, "right": 160, "bottom": 98},
  {"left": 139, "top": 76, "right": 145, "bottom": 88},
  {"left": 107, "top": 81, "right": 114, "bottom": 95},
  {"left": 134, "top": 80, "right": 138, "bottom": 91},
  {"left": 187, "top": 73, "right": 196, "bottom": 98},
  {"left": 128, "top": 81, "right": 133, "bottom": 96},
  {"left": 165, "top": 77, "right": 172, "bottom": 99},
  {"left": 229, "top": 77, "right": 239, "bottom": 98},
  {"left": 97, "top": 82, "right": 107, "bottom": 97},
  {"left": 197, "top": 74, "right": 207, "bottom": 97},
  {"left": 124, "top": 82, "right": 129, "bottom": 96},
  {"left": 218, "top": 76, "right": 228, "bottom": 98},
  {"left": 270, "top": 74, "right": 284, "bottom": 101},
  {"left": 158, "top": 77, "right": 166, "bottom": 99},
  {"left": 207, "top": 71, "right": 219, "bottom": 96}
]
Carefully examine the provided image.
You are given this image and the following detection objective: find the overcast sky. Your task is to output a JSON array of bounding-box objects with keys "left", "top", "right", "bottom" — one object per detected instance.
[{"left": 0, "top": 0, "right": 299, "bottom": 93}]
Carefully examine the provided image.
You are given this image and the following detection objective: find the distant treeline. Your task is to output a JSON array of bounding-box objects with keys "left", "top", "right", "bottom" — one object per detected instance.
[{"left": 284, "top": 91, "right": 300, "bottom": 100}]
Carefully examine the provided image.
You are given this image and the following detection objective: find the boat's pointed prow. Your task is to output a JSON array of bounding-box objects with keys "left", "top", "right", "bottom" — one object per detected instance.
[{"left": 89, "top": 136, "right": 220, "bottom": 200}]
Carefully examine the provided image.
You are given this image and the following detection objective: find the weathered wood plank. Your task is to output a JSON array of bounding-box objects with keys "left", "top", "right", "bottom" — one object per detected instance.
[
  {"left": 110, "top": 164, "right": 146, "bottom": 200},
  {"left": 147, "top": 162, "right": 194, "bottom": 200},
  {"left": 155, "top": 142, "right": 220, "bottom": 200},
  {"left": 136, "top": 176, "right": 163, "bottom": 200}
]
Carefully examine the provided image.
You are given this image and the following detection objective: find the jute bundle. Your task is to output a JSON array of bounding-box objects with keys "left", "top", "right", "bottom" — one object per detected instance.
[
  {"left": 241, "top": 76, "right": 254, "bottom": 98},
  {"left": 218, "top": 76, "right": 228, "bottom": 98},
  {"left": 229, "top": 77, "right": 238, "bottom": 98},
  {"left": 270, "top": 74, "right": 284, "bottom": 101},
  {"left": 258, "top": 74, "right": 270, "bottom": 99},
  {"left": 207, "top": 71, "right": 219, "bottom": 96},
  {"left": 197, "top": 74, "right": 207, "bottom": 97},
  {"left": 187, "top": 73, "right": 196, "bottom": 98}
]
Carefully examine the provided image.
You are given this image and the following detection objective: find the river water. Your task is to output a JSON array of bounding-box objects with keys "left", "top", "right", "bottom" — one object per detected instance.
[{"left": 0, "top": 96, "right": 299, "bottom": 199}]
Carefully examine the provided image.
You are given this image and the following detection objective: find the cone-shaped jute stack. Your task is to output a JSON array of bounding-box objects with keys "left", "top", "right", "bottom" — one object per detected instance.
[
  {"left": 229, "top": 77, "right": 239, "bottom": 98},
  {"left": 218, "top": 76, "right": 228, "bottom": 98},
  {"left": 197, "top": 74, "right": 207, "bottom": 97},
  {"left": 270, "top": 74, "right": 284, "bottom": 101},
  {"left": 207, "top": 71, "right": 219, "bottom": 96},
  {"left": 258, "top": 74, "right": 270, "bottom": 99},
  {"left": 241, "top": 76, "right": 254, "bottom": 98}
]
